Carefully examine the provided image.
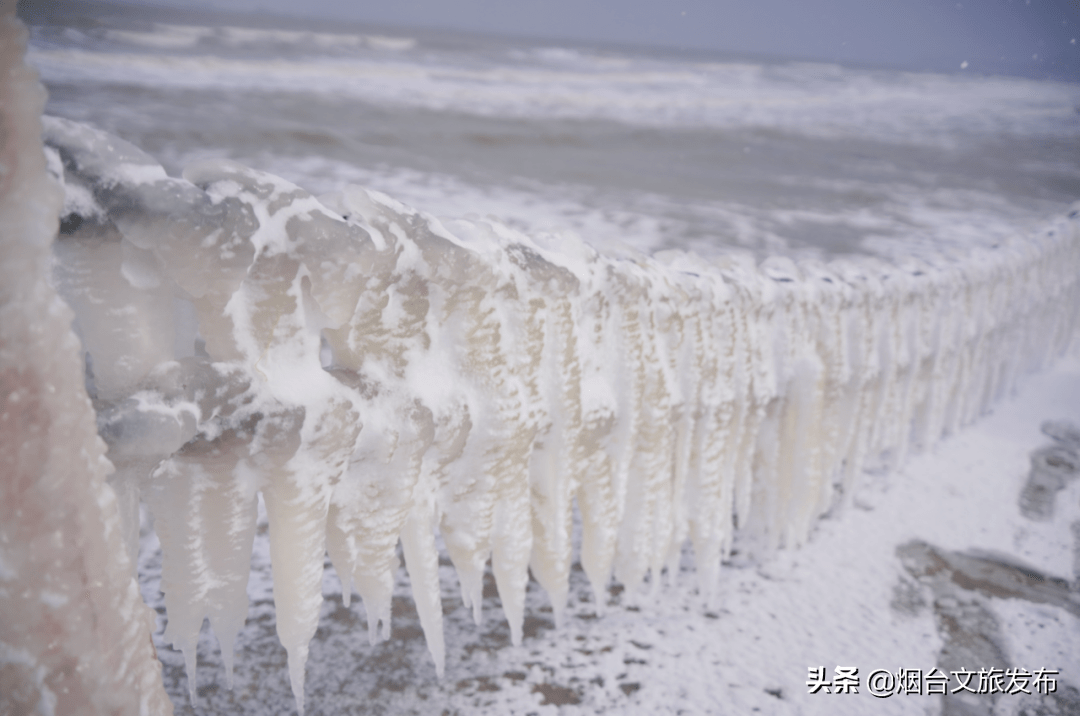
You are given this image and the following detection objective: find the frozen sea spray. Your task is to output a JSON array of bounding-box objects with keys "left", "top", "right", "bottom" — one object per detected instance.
[
  {"left": 0, "top": 10, "right": 173, "bottom": 716},
  {"left": 39, "top": 115, "right": 1080, "bottom": 714}
]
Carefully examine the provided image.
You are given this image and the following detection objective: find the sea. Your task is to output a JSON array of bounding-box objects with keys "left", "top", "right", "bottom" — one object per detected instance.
[{"left": 24, "top": 3, "right": 1080, "bottom": 266}]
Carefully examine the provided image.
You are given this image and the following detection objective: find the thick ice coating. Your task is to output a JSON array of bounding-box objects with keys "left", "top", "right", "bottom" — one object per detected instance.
[
  {"left": 0, "top": 8, "right": 173, "bottom": 716},
  {"left": 42, "top": 115, "right": 1080, "bottom": 714}
]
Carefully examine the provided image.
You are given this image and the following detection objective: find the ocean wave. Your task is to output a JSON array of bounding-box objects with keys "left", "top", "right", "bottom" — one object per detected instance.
[
  {"left": 90, "top": 22, "right": 417, "bottom": 54},
  {"left": 28, "top": 44, "right": 1080, "bottom": 147}
]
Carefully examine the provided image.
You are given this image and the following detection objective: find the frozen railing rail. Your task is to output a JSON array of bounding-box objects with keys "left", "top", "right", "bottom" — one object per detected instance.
[{"left": 35, "top": 113, "right": 1080, "bottom": 714}]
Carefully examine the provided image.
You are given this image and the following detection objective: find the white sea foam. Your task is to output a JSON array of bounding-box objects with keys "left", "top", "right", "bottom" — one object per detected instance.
[
  {"left": 27, "top": 43, "right": 1080, "bottom": 147},
  {"left": 230, "top": 152, "right": 1069, "bottom": 271},
  {"left": 98, "top": 22, "right": 417, "bottom": 53}
]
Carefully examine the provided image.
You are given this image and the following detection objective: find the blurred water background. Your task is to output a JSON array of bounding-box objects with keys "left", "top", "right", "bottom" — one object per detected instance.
[{"left": 24, "top": 1, "right": 1080, "bottom": 261}]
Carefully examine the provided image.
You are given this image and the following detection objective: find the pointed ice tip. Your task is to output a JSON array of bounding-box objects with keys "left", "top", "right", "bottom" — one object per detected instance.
[
  {"left": 432, "top": 646, "right": 446, "bottom": 680},
  {"left": 701, "top": 579, "right": 720, "bottom": 613},
  {"left": 551, "top": 604, "right": 565, "bottom": 630},
  {"left": 287, "top": 648, "right": 308, "bottom": 716},
  {"left": 221, "top": 644, "right": 236, "bottom": 690},
  {"left": 366, "top": 619, "right": 378, "bottom": 646},
  {"left": 589, "top": 583, "right": 609, "bottom": 616},
  {"left": 184, "top": 649, "right": 198, "bottom": 706},
  {"left": 471, "top": 599, "right": 482, "bottom": 626}
]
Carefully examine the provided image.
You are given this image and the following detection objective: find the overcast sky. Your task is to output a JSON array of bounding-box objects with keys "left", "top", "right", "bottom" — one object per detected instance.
[{"left": 33, "top": 0, "right": 1080, "bottom": 78}]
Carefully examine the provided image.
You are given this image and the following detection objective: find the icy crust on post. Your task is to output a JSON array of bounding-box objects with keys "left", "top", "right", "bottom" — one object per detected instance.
[
  {"left": 0, "top": 10, "right": 173, "bottom": 716},
  {"left": 43, "top": 116, "right": 1080, "bottom": 714}
]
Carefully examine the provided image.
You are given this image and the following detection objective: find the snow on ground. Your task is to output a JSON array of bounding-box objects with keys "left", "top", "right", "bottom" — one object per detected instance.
[{"left": 135, "top": 354, "right": 1080, "bottom": 715}]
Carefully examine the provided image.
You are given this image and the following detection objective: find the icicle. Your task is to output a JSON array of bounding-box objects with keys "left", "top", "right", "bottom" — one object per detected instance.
[
  {"left": 427, "top": 238, "right": 518, "bottom": 629},
  {"left": 260, "top": 402, "right": 359, "bottom": 716},
  {"left": 608, "top": 261, "right": 651, "bottom": 590},
  {"left": 139, "top": 362, "right": 295, "bottom": 699},
  {"left": 176, "top": 161, "right": 370, "bottom": 715},
  {"left": 548, "top": 239, "right": 622, "bottom": 604},
  {"left": 259, "top": 378, "right": 360, "bottom": 716},
  {"left": 147, "top": 451, "right": 257, "bottom": 702},
  {"left": 656, "top": 252, "right": 735, "bottom": 602},
  {"left": 526, "top": 294, "right": 582, "bottom": 627},
  {"left": 316, "top": 188, "right": 434, "bottom": 639},
  {"left": 495, "top": 230, "right": 584, "bottom": 630},
  {"left": 326, "top": 405, "right": 430, "bottom": 644},
  {"left": 400, "top": 490, "right": 447, "bottom": 676},
  {"left": 475, "top": 229, "right": 547, "bottom": 641},
  {"left": 611, "top": 258, "right": 680, "bottom": 591}
]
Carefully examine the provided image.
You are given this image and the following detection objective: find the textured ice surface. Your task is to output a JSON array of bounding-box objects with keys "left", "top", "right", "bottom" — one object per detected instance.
[
  {"left": 41, "top": 113, "right": 1080, "bottom": 714},
  {"left": 0, "top": 9, "right": 172, "bottom": 716}
]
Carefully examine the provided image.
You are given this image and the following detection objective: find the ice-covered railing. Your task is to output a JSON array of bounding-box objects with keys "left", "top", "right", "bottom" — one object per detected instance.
[
  {"left": 43, "top": 116, "right": 1080, "bottom": 714},
  {"left": 0, "top": 13, "right": 172, "bottom": 716}
]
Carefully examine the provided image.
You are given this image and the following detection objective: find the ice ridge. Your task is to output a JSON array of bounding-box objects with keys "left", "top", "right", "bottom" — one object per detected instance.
[{"left": 42, "top": 116, "right": 1080, "bottom": 714}]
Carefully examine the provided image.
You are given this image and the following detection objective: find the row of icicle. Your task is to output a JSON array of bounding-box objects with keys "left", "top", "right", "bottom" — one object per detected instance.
[{"left": 43, "top": 115, "right": 1080, "bottom": 714}]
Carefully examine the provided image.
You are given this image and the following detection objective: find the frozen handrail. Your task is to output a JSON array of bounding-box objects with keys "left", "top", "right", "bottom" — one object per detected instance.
[{"left": 41, "top": 113, "right": 1080, "bottom": 716}]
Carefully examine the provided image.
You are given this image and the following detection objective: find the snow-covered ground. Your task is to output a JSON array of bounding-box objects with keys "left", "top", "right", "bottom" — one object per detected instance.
[{"left": 140, "top": 355, "right": 1080, "bottom": 716}]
